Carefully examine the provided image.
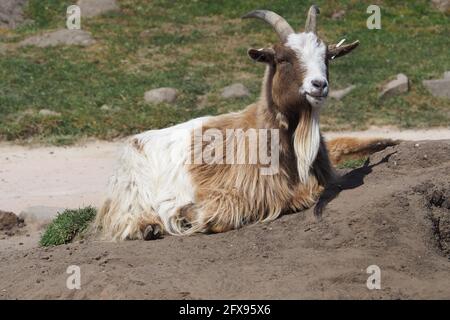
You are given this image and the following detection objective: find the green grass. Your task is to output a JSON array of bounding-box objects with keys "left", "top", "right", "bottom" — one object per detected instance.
[
  {"left": 336, "top": 157, "right": 368, "bottom": 169},
  {"left": 0, "top": 0, "right": 449, "bottom": 144},
  {"left": 39, "top": 207, "right": 96, "bottom": 247}
]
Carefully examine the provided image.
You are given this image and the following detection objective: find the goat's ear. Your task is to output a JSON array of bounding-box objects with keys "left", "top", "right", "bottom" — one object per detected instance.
[
  {"left": 247, "top": 48, "right": 275, "bottom": 64},
  {"left": 327, "top": 40, "right": 359, "bottom": 60}
]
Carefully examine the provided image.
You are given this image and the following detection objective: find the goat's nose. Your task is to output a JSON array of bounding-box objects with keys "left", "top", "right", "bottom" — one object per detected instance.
[{"left": 311, "top": 79, "right": 328, "bottom": 90}]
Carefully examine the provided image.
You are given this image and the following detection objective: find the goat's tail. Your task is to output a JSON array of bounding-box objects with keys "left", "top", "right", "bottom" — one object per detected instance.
[{"left": 325, "top": 137, "right": 399, "bottom": 165}]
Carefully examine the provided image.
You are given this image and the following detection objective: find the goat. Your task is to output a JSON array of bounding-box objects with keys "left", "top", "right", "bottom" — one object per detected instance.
[{"left": 95, "top": 5, "right": 395, "bottom": 241}]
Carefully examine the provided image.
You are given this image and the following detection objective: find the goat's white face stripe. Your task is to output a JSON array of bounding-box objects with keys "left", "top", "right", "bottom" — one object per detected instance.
[{"left": 286, "top": 33, "right": 327, "bottom": 107}]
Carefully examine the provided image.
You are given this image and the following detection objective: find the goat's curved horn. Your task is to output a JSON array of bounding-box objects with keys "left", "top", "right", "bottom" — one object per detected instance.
[
  {"left": 305, "top": 5, "right": 320, "bottom": 34},
  {"left": 242, "top": 10, "right": 294, "bottom": 43}
]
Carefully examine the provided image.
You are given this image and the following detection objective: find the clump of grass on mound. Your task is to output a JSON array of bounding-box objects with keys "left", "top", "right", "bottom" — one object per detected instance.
[
  {"left": 40, "top": 207, "right": 96, "bottom": 247},
  {"left": 337, "top": 157, "right": 368, "bottom": 169}
]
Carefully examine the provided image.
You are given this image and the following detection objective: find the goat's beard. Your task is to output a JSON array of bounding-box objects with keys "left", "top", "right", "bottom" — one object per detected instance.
[{"left": 293, "top": 107, "right": 321, "bottom": 184}]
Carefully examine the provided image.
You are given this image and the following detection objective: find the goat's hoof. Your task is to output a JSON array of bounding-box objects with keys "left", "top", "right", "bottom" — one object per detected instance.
[{"left": 143, "top": 224, "right": 162, "bottom": 241}]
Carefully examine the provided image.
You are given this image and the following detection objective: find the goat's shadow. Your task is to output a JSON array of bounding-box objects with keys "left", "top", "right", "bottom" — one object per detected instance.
[{"left": 314, "top": 152, "right": 396, "bottom": 218}]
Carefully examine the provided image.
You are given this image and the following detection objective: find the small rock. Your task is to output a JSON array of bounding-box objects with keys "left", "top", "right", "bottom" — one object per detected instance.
[
  {"left": 331, "top": 10, "right": 346, "bottom": 20},
  {"left": 0, "top": 210, "right": 21, "bottom": 231},
  {"left": 38, "top": 109, "right": 61, "bottom": 117},
  {"left": 100, "top": 104, "right": 111, "bottom": 111},
  {"left": 19, "top": 29, "right": 96, "bottom": 48},
  {"left": 379, "top": 73, "right": 409, "bottom": 99},
  {"left": 144, "top": 87, "right": 178, "bottom": 104},
  {"left": 329, "top": 85, "right": 355, "bottom": 100},
  {"left": 19, "top": 206, "right": 65, "bottom": 230},
  {"left": 414, "top": 143, "right": 420, "bottom": 148},
  {"left": 77, "top": 0, "right": 119, "bottom": 18},
  {"left": 423, "top": 154, "right": 428, "bottom": 160},
  {"left": 423, "top": 72, "right": 450, "bottom": 98},
  {"left": 431, "top": 0, "right": 450, "bottom": 12},
  {"left": 221, "top": 83, "right": 250, "bottom": 99}
]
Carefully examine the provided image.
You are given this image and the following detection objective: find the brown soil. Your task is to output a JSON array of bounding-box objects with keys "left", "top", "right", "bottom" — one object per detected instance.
[{"left": 0, "top": 140, "right": 449, "bottom": 299}]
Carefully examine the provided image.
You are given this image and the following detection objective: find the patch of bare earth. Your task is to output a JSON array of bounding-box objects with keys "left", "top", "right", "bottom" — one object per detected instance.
[{"left": 0, "top": 140, "right": 449, "bottom": 299}]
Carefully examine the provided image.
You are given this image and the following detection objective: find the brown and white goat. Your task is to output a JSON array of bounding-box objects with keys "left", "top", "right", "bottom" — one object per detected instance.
[{"left": 95, "top": 6, "right": 392, "bottom": 241}]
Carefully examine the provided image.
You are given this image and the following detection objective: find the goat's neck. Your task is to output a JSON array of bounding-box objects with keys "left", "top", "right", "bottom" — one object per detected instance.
[{"left": 258, "top": 65, "right": 321, "bottom": 183}]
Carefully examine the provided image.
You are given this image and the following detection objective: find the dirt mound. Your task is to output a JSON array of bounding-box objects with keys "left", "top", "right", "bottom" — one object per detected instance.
[
  {"left": 0, "top": 210, "right": 24, "bottom": 237},
  {"left": 0, "top": 140, "right": 449, "bottom": 299}
]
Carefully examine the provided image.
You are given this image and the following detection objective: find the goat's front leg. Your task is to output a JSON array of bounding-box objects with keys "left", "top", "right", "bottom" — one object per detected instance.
[
  {"left": 289, "top": 176, "right": 323, "bottom": 213},
  {"left": 138, "top": 215, "right": 164, "bottom": 240},
  {"left": 177, "top": 189, "right": 256, "bottom": 234}
]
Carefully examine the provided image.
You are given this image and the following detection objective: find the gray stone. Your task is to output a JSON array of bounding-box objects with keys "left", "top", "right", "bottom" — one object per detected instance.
[
  {"left": 19, "top": 206, "right": 65, "bottom": 229},
  {"left": 329, "top": 85, "right": 355, "bottom": 100},
  {"left": 221, "top": 83, "right": 250, "bottom": 99},
  {"left": 379, "top": 73, "right": 409, "bottom": 99},
  {"left": 144, "top": 87, "right": 178, "bottom": 104},
  {"left": 77, "top": 0, "right": 119, "bottom": 18},
  {"left": 39, "top": 109, "right": 61, "bottom": 117},
  {"left": 0, "top": 0, "right": 27, "bottom": 29},
  {"left": 0, "top": 210, "right": 21, "bottom": 230},
  {"left": 423, "top": 75, "right": 450, "bottom": 98},
  {"left": 19, "top": 29, "right": 96, "bottom": 48},
  {"left": 431, "top": 0, "right": 450, "bottom": 12}
]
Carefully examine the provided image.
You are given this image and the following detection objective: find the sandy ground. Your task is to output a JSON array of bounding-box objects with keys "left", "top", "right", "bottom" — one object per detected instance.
[
  {"left": 0, "top": 140, "right": 121, "bottom": 214},
  {"left": 0, "top": 140, "right": 449, "bottom": 299}
]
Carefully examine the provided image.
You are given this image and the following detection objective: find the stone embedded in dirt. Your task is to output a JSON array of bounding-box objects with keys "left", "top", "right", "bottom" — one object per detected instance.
[
  {"left": 144, "top": 87, "right": 178, "bottom": 104},
  {"left": 379, "top": 73, "right": 409, "bottom": 99},
  {"left": 425, "top": 185, "right": 450, "bottom": 257},
  {"left": 19, "top": 29, "right": 96, "bottom": 48},
  {"left": 19, "top": 206, "right": 65, "bottom": 229},
  {"left": 221, "top": 83, "right": 250, "bottom": 99},
  {"left": 423, "top": 72, "right": 450, "bottom": 99},
  {"left": 0, "top": 0, "right": 28, "bottom": 29},
  {"left": 0, "top": 210, "right": 23, "bottom": 231},
  {"left": 431, "top": 0, "right": 450, "bottom": 12},
  {"left": 331, "top": 10, "right": 346, "bottom": 20},
  {"left": 38, "top": 109, "right": 61, "bottom": 117},
  {"left": 77, "top": 0, "right": 120, "bottom": 18},
  {"left": 329, "top": 85, "right": 355, "bottom": 100}
]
